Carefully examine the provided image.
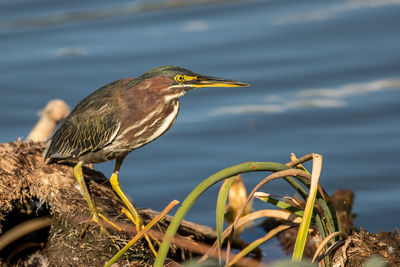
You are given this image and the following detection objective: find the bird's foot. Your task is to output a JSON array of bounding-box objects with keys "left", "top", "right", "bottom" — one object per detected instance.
[
  {"left": 80, "top": 211, "right": 122, "bottom": 242},
  {"left": 105, "top": 200, "right": 179, "bottom": 267},
  {"left": 121, "top": 208, "right": 160, "bottom": 256}
]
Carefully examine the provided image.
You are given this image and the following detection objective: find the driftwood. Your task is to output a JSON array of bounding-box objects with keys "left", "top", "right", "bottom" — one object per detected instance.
[
  {"left": 26, "top": 99, "right": 70, "bottom": 142},
  {"left": 0, "top": 141, "right": 224, "bottom": 266}
]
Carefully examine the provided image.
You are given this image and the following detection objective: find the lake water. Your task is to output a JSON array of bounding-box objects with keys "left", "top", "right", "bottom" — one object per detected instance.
[{"left": 1, "top": 0, "right": 400, "bottom": 260}]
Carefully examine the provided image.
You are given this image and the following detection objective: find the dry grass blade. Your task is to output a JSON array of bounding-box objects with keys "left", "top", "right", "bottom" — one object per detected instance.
[
  {"left": 0, "top": 217, "right": 51, "bottom": 251},
  {"left": 199, "top": 209, "right": 302, "bottom": 263},
  {"left": 254, "top": 192, "right": 304, "bottom": 216},
  {"left": 312, "top": 231, "right": 346, "bottom": 263},
  {"left": 316, "top": 239, "right": 346, "bottom": 263},
  {"left": 286, "top": 153, "right": 314, "bottom": 167},
  {"left": 229, "top": 225, "right": 292, "bottom": 266},
  {"left": 225, "top": 176, "right": 253, "bottom": 236},
  {"left": 231, "top": 169, "right": 310, "bottom": 234},
  {"left": 254, "top": 192, "right": 302, "bottom": 206},
  {"left": 225, "top": 169, "right": 310, "bottom": 266},
  {"left": 105, "top": 200, "right": 179, "bottom": 267}
]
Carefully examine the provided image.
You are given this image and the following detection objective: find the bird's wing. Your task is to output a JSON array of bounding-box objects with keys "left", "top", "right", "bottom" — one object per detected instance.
[{"left": 44, "top": 82, "right": 122, "bottom": 160}]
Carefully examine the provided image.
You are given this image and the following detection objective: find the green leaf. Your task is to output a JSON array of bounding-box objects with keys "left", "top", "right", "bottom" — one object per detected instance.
[
  {"left": 254, "top": 192, "right": 304, "bottom": 216},
  {"left": 154, "top": 161, "right": 293, "bottom": 267},
  {"left": 292, "top": 154, "right": 323, "bottom": 262},
  {"left": 216, "top": 176, "right": 235, "bottom": 263}
]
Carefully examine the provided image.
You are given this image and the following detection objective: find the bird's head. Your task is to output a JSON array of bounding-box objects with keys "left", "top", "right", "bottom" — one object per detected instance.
[{"left": 136, "top": 65, "right": 249, "bottom": 99}]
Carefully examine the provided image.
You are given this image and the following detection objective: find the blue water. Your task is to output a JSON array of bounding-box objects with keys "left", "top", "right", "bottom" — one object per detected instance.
[{"left": 1, "top": 0, "right": 400, "bottom": 257}]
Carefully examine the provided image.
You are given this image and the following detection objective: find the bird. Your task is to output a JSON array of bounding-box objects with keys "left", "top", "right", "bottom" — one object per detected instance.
[{"left": 43, "top": 65, "right": 249, "bottom": 247}]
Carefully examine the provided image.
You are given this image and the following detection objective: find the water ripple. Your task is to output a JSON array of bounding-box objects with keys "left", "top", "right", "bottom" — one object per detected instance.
[{"left": 0, "top": 0, "right": 243, "bottom": 29}]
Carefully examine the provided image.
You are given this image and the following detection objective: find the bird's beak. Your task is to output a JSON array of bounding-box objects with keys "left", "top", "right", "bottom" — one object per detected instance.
[{"left": 189, "top": 75, "right": 250, "bottom": 88}]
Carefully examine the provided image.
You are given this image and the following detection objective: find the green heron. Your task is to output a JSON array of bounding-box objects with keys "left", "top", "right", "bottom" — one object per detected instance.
[{"left": 43, "top": 65, "right": 249, "bottom": 246}]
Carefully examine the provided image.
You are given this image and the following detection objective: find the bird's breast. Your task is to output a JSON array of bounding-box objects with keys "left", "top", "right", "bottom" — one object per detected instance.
[{"left": 104, "top": 100, "right": 180, "bottom": 156}]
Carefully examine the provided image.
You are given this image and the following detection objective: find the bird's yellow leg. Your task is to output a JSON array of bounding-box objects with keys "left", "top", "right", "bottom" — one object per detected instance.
[
  {"left": 74, "top": 161, "right": 122, "bottom": 240},
  {"left": 121, "top": 208, "right": 160, "bottom": 256},
  {"left": 110, "top": 158, "right": 159, "bottom": 256}
]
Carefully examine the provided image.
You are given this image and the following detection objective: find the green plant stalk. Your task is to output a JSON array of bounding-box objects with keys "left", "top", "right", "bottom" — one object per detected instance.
[
  {"left": 291, "top": 157, "right": 341, "bottom": 239},
  {"left": 313, "top": 211, "right": 330, "bottom": 266},
  {"left": 312, "top": 231, "right": 345, "bottom": 263},
  {"left": 216, "top": 177, "right": 235, "bottom": 264},
  {"left": 295, "top": 182, "right": 331, "bottom": 266},
  {"left": 295, "top": 173, "right": 341, "bottom": 265},
  {"left": 153, "top": 162, "right": 292, "bottom": 267},
  {"left": 256, "top": 192, "right": 328, "bottom": 242},
  {"left": 256, "top": 194, "right": 304, "bottom": 216},
  {"left": 256, "top": 192, "right": 329, "bottom": 265},
  {"left": 278, "top": 175, "right": 333, "bottom": 254},
  {"left": 259, "top": 167, "right": 332, "bottom": 262},
  {"left": 317, "top": 198, "right": 337, "bottom": 234},
  {"left": 229, "top": 225, "right": 291, "bottom": 266},
  {"left": 283, "top": 177, "right": 308, "bottom": 200},
  {"left": 292, "top": 155, "right": 322, "bottom": 262}
]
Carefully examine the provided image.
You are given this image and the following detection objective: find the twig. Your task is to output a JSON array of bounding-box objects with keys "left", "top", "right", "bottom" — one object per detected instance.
[{"left": 0, "top": 216, "right": 51, "bottom": 251}]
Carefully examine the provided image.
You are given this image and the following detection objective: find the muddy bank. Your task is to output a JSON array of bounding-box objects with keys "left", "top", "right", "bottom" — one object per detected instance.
[
  {"left": 0, "top": 141, "right": 399, "bottom": 266},
  {"left": 0, "top": 141, "right": 221, "bottom": 266}
]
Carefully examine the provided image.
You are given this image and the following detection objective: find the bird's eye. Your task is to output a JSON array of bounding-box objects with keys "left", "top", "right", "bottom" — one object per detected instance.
[{"left": 174, "top": 75, "right": 185, "bottom": 83}]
